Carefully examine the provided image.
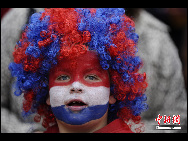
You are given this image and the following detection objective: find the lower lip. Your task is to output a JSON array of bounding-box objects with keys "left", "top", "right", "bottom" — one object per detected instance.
[{"left": 67, "top": 106, "right": 87, "bottom": 112}]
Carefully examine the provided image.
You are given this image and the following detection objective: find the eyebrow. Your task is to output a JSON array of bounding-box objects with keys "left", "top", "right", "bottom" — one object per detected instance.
[
  {"left": 54, "top": 68, "right": 71, "bottom": 73},
  {"left": 83, "top": 67, "right": 104, "bottom": 74}
]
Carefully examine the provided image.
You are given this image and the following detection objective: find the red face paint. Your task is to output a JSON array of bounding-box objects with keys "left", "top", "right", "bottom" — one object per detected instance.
[{"left": 49, "top": 51, "right": 110, "bottom": 89}]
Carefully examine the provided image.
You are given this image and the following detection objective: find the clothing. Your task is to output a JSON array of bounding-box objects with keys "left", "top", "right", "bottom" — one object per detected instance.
[
  {"left": 44, "top": 119, "right": 133, "bottom": 133},
  {"left": 94, "top": 119, "right": 133, "bottom": 133},
  {"left": 43, "top": 124, "right": 59, "bottom": 133}
]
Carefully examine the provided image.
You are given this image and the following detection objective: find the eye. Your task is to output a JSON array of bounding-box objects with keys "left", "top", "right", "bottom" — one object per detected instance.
[
  {"left": 56, "top": 75, "right": 70, "bottom": 82},
  {"left": 85, "top": 74, "right": 101, "bottom": 82}
]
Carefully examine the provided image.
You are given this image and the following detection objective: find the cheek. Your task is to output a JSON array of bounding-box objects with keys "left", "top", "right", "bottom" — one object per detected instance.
[
  {"left": 49, "top": 86, "right": 70, "bottom": 107},
  {"left": 83, "top": 86, "right": 110, "bottom": 106},
  {"left": 49, "top": 84, "right": 111, "bottom": 107}
]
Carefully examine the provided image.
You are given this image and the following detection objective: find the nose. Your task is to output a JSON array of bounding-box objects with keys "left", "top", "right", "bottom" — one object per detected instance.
[{"left": 70, "top": 82, "right": 84, "bottom": 94}]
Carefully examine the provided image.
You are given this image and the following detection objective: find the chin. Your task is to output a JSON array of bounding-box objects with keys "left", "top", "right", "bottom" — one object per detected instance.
[{"left": 56, "top": 111, "right": 108, "bottom": 133}]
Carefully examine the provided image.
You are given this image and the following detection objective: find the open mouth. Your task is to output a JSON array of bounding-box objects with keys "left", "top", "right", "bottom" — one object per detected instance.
[{"left": 66, "top": 99, "right": 88, "bottom": 112}]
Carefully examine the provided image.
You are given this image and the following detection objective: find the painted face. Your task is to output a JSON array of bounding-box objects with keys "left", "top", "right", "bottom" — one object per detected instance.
[{"left": 49, "top": 51, "right": 110, "bottom": 125}]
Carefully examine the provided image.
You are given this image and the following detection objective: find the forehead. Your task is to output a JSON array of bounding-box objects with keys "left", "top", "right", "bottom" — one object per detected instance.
[{"left": 52, "top": 51, "right": 102, "bottom": 72}]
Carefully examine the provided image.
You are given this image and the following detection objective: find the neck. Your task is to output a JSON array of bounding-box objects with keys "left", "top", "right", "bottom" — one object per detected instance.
[{"left": 56, "top": 111, "right": 108, "bottom": 133}]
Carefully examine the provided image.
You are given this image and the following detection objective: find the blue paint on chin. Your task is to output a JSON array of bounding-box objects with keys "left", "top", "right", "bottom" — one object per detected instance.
[{"left": 51, "top": 103, "right": 109, "bottom": 125}]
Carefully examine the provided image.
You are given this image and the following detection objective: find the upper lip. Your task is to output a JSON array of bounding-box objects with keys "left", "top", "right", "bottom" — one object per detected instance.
[{"left": 65, "top": 99, "right": 88, "bottom": 107}]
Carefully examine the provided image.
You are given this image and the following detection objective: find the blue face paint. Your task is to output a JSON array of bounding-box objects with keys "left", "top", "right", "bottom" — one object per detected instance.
[{"left": 51, "top": 102, "right": 109, "bottom": 125}]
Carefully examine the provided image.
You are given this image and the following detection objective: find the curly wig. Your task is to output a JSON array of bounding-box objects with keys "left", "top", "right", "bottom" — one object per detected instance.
[{"left": 9, "top": 8, "right": 148, "bottom": 131}]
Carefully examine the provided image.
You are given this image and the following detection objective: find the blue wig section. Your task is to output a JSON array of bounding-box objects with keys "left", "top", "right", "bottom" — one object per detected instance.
[
  {"left": 9, "top": 63, "right": 24, "bottom": 96},
  {"left": 123, "top": 93, "right": 148, "bottom": 116},
  {"left": 76, "top": 8, "right": 141, "bottom": 78},
  {"left": 26, "top": 12, "right": 50, "bottom": 43},
  {"left": 76, "top": 8, "right": 126, "bottom": 70},
  {"left": 108, "top": 94, "right": 148, "bottom": 121},
  {"left": 9, "top": 10, "right": 61, "bottom": 116}
]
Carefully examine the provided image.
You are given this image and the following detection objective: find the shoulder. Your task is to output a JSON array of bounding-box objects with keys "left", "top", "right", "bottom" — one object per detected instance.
[
  {"left": 135, "top": 9, "right": 169, "bottom": 35},
  {"left": 44, "top": 125, "right": 59, "bottom": 133},
  {"left": 94, "top": 119, "right": 133, "bottom": 133}
]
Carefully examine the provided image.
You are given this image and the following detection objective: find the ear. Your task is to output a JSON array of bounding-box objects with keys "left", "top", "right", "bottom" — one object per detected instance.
[
  {"left": 46, "top": 95, "right": 51, "bottom": 105},
  {"left": 109, "top": 95, "right": 116, "bottom": 104}
]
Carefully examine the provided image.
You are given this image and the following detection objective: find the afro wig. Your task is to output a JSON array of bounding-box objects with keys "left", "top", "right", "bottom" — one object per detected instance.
[{"left": 9, "top": 8, "right": 148, "bottom": 131}]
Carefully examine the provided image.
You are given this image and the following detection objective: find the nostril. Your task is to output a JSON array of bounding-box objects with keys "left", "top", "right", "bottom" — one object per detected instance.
[
  {"left": 70, "top": 89, "right": 75, "bottom": 92},
  {"left": 78, "top": 89, "right": 82, "bottom": 92},
  {"left": 77, "top": 89, "right": 82, "bottom": 93},
  {"left": 70, "top": 88, "right": 83, "bottom": 93}
]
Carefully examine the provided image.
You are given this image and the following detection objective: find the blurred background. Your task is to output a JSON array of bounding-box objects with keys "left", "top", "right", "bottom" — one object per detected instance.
[
  {"left": 145, "top": 8, "right": 187, "bottom": 89},
  {"left": 125, "top": 8, "right": 187, "bottom": 90}
]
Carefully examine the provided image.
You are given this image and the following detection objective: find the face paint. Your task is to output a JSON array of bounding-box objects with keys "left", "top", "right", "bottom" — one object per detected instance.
[
  {"left": 49, "top": 51, "right": 110, "bottom": 125},
  {"left": 49, "top": 51, "right": 110, "bottom": 88},
  {"left": 49, "top": 82, "right": 110, "bottom": 125}
]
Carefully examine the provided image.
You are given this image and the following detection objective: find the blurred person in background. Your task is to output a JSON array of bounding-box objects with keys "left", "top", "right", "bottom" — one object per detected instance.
[
  {"left": 1, "top": 8, "right": 10, "bottom": 19},
  {"left": 145, "top": 8, "right": 187, "bottom": 90},
  {"left": 125, "top": 8, "right": 187, "bottom": 132},
  {"left": 1, "top": 8, "right": 187, "bottom": 133}
]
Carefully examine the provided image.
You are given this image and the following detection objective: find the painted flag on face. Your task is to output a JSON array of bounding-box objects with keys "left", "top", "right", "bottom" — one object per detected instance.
[{"left": 48, "top": 51, "right": 111, "bottom": 125}]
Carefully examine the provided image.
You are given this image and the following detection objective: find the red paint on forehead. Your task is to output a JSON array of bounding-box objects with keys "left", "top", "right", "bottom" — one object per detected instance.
[{"left": 49, "top": 51, "right": 110, "bottom": 89}]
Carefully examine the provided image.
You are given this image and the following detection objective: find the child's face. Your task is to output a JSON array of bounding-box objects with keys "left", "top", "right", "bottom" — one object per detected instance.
[{"left": 48, "top": 51, "right": 111, "bottom": 125}]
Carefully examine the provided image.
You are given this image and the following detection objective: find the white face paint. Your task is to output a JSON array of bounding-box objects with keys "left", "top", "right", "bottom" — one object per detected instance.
[{"left": 49, "top": 81, "right": 110, "bottom": 108}]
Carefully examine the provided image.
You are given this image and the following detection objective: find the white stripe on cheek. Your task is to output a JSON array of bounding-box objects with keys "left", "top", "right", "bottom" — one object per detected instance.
[
  {"left": 49, "top": 86, "right": 70, "bottom": 107},
  {"left": 83, "top": 86, "right": 110, "bottom": 106},
  {"left": 49, "top": 82, "right": 110, "bottom": 108}
]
